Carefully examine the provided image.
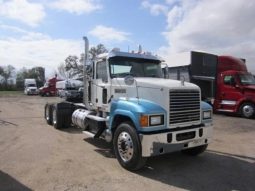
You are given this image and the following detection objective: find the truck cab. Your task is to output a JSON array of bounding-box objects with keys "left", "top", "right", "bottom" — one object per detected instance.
[
  {"left": 56, "top": 79, "right": 83, "bottom": 101},
  {"left": 24, "top": 79, "right": 38, "bottom": 95},
  {"left": 44, "top": 37, "right": 213, "bottom": 171},
  {"left": 39, "top": 77, "right": 60, "bottom": 96},
  {"left": 166, "top": 52, "right": 255, "bottom": 119},
  {"left": 214, "top": 56, "right": 255, "bottom": 118}
]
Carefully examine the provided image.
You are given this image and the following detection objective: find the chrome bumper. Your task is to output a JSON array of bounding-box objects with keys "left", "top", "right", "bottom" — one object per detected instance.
[{"left": 139, "top": 124, "right": 213, "bottom": 157}]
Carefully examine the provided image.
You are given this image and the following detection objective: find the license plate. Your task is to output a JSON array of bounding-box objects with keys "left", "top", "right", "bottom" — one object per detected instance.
[{"left": 188, "top": 139, "right": 204, "bottom": 147}]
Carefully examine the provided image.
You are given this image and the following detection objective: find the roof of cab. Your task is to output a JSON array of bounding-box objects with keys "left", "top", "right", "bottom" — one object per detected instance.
[{"left": 97, "top": 50, "right": 162, "bottom": 61}]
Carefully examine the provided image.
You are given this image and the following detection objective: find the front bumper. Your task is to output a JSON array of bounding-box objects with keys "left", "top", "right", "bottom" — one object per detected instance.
[
  {"left": 139, "top": 124, "right": 213, "bottom": 157},
  {"left": 27, "top": 91, "right": 38, "bottom": 95}
]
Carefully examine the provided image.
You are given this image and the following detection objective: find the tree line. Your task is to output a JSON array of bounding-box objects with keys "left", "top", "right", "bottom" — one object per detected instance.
[
  {"left": 0, "top": 66, "right": 45, "bottom": 91},
  {"left": 0, "top": 44, "right": 107, "bottom": 91}
]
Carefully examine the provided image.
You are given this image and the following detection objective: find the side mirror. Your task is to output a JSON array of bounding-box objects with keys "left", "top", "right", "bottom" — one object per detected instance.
[
  {"left": 161, "top": 63, "right": 169, "bottom": 79},
  {"left": 85, "top": 65, "right": 92, "bottom": 76}
]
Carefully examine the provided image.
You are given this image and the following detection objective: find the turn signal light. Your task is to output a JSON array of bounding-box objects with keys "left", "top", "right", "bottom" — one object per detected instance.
[{"left": 140, "top": 115, "right": 148, "bottom": 127}]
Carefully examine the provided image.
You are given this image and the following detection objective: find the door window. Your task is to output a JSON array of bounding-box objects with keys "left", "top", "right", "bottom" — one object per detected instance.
[
  {"left": 96, "top": 61, "right": 107, "bottom": 80},
  {"left": 224, "top": 75, "right": 235, "bottom": 86}
]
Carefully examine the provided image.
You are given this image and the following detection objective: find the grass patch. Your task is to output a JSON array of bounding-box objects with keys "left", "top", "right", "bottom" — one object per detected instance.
[{"left": 0, "top": 91, "right": 24, "bottom": 97}]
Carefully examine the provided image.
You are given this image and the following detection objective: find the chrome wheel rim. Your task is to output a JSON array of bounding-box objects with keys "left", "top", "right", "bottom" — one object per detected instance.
[
  {"left": 46, "top": 106, "right": 50, "bottom": 120},
  {"left": 52, "top": 108, "right": 57, "bottom": 125},
  {"left": 242, "top": 105, "right": 254, "bottom": 118},
  {"left": 117, "top": 131, "right": 134, "bottom": 162}
]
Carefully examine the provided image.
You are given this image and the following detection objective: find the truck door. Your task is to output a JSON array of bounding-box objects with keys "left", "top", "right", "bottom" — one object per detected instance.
[
  {"left": 217, "top": 74, "right": 242, "bottom": 112},
  {"left": 94, "top": 60, "right": 109, "bottom": 109}
]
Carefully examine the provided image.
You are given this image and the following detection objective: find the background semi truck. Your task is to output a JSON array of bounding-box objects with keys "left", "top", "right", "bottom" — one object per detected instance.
[
  {"left": 165, "top": 51, "right": 255, "bottom": 118},
  {"left": 56, "top": 79, "right": 83, "bottom": 101},
  {"left": 44, "top": 37, "right": 213, "bottom": 171},
  {"left": 39, "top": 76, "right": 61, "bottom": 96},
  {"left": 24, "top": 78, "right": 38, "bottom": 95}
]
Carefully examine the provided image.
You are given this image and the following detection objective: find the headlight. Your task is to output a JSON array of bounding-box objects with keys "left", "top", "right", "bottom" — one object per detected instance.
[
  {"left": 203, "top": 111, "right": 211, "bottom": 119},
  {"left": 149, "top": 115, "right": 164, "bottom": 126}
]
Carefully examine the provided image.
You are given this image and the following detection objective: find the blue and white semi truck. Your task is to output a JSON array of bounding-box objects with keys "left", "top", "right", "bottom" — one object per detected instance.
[{"left": 44, "top": 37, "right": 213, "bottom": 171}]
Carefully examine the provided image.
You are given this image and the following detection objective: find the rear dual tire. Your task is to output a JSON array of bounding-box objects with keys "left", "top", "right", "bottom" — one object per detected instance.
[
  {"left": 44, "top": 103, "right": 53, "bottom": 125},
  {"left": 44, "top": 102, "right": 73, "bottom": 129}
]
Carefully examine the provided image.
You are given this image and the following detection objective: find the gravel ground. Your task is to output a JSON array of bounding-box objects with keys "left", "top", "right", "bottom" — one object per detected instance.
[{"left": 0, "top": 94, "right": 255, "bottom": 191}]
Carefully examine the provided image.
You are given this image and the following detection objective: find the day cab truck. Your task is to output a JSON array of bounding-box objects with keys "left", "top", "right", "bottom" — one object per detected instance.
[
  {"left": 166, "top": 51, "right": 255, "bottom": 119},
  {"left": 44, "top": 37, "right": 213, "bottom": 171},
  {"left": 39, "top": 76, "right": 61, "bottom": 96},
  {"left": 24, "top": 78, "right": 38, "bottom": 95},
  {"left": 56, "top": 79, "right": 83, "bottom": 101}
]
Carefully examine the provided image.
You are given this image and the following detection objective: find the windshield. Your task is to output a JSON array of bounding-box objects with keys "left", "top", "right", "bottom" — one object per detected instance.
[
  {"left": 239, "top": 74, "right": 255, "bottom": 85},
  {"left": 109, "top": 57, "right": 162, "bottom": 78},
  {"left": 27, "top": 84, "right": 36, "bottom": 87},
  {"left": 44, "top": 82, "right": 49, "bottom": 87}
]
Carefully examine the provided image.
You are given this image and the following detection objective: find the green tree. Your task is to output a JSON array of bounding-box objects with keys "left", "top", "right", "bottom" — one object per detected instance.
[
  {"left": 0, "top": 65, "right": 15, "bottom": 90},
  {"left": 58, "top": 44, "right": 108, "bottom": 79},
  {"left": 16, "top": 67, "right": 45, "bottom": 90},
  {"left": 28, "top": 67, "right": 45, "bottom": 87},
  {"left": 16, "top": 67, "right": 28, "bottom": 90},
  {"left": 64, "top": 55, "right": 83, "bottom": 78},
  {"left": 89, "top": 44, "right": 108, "bottom": 60}
]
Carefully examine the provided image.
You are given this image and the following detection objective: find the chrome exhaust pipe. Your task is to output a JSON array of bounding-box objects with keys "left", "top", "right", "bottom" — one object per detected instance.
[{"left": 83, "top": 36, "right": 89, "bottom": 107}]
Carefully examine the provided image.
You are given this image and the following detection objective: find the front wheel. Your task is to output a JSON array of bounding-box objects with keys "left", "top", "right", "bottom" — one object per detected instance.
[
  {"left": 182, "top": 144, "right": 208, "bottom": 156},
  {"left": 239, "top": 103, "right": 255, "bottom": 119},
  {"left": 113, "top": 122, "right": 147, "bottom": 171}
]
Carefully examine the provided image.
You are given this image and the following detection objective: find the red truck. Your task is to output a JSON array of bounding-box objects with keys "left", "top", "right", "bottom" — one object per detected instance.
[
  {"left": 166, "top": 51, "right": 255, "bottom": 118},
  {"left": 39, "top": 76, "right": 61, "bottom": 96}
]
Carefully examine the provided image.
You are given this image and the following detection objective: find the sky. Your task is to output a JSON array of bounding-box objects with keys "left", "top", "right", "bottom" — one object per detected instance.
[{"left": 0, "top": 0, "right": 255, "bottom": 77}]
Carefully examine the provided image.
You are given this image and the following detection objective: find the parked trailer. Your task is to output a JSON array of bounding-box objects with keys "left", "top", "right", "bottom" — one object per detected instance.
[
  {"left": 165, "top": 51, "right": 255, "bottom": 118},
  {"left": 44, "top": 37, "right": 213, "bottom": 171}
]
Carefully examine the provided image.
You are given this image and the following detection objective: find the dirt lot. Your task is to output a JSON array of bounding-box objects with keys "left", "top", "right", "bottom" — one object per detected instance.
[{"left": 0, "top": 93, "right": 255, "bottom": 191}]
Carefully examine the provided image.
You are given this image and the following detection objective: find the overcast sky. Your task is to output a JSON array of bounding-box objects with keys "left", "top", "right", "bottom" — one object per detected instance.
[{"left": 0, "top": 0, "right": 255, "bottom": 77}]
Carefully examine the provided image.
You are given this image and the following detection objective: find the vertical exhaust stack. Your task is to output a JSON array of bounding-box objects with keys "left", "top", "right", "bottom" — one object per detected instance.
[{"left": 83, "top": 36, "right": 89, "bottom": 107}]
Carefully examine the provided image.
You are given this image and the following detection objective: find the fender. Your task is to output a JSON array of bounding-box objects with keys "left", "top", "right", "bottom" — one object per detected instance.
[
  {"left": 235, "top": 96, "right": 255, "bottom": 113},
  {"left": 109, "top": 98, "right": 167, "bottom": 132}
]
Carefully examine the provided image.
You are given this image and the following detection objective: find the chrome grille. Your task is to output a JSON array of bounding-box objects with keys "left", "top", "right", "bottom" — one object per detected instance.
[{"left": 169, "top": 90, "right": 200, "bottom": 125}]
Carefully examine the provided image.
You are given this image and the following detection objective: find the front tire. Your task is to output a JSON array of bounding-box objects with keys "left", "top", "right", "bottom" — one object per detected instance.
[
  {"left": 239, "top": 102, "right": 255, "bottom": 119},
  {"left": 113, "top": 122, "right": 147, "bottom": 171},
  {"left": 182, "top": 144, "right": 208, "bottom": 156}
]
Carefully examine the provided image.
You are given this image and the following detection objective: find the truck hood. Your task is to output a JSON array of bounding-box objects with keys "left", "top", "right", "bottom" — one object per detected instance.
[
  {"left": 27, "top": 87, "right": 37, "bottom": 90},
  {"left": 39, "top": 86, "right": 47, "bottom": 90},
  {"left": 242, "top": 85, "right": 255, "bottom": 91},
  {"left": 134, "top": 77, "right": 199, "bottom": 90}
]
